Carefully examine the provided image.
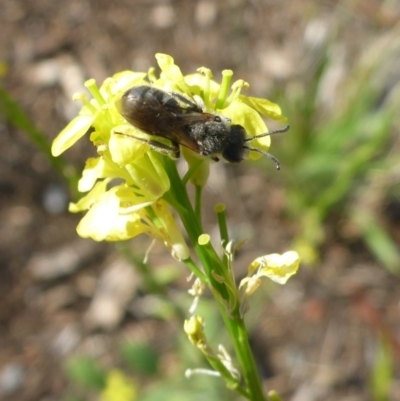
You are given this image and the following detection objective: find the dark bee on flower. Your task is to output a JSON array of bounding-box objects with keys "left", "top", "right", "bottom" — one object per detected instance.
[{"left": 117, "top": 85, "right": 288, "bottom": 169}]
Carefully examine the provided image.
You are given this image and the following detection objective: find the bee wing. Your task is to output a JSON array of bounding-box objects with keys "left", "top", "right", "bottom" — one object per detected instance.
[
  {"left": 154, "top": 109, "right": 225, "bottom": 154},
  {"left": 121, "top": 86, "right": 197, "bottom": 129},
  {"left": 120, "top": 86, "right": 218, "bottom": 153}
]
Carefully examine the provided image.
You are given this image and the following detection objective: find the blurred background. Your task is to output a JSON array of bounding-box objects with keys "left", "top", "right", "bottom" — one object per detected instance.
[{"left": 1, "top": 1, "right": 400, "bottom": 400}]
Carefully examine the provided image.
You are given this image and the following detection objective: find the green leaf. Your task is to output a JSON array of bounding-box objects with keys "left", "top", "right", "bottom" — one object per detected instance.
[
  {"left": 369, "top": 337, "right": 394, "bottom": 401},
  {"left": 65, "top": 356, "right": 106, "bottom": 389},
  {"left": 121, "top": 342, "right": 159, "bottom": 376}
]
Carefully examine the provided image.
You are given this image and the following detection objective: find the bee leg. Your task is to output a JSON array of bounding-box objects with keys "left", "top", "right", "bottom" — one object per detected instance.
[
  {"left": 146, "top": 139, "right": 180, "bottom": 159},
  {"left": 114, "top": 131, "right": 180, "bottom": 159}
]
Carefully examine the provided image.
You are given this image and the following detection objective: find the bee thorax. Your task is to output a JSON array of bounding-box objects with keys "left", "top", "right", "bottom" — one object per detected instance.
[{"left": 189, "top": 120, "right": 230, "bottom": 156}]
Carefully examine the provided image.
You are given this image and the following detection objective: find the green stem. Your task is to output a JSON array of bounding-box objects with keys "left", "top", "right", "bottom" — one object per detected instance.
[
  {"left": 200, "top": 353, "right": 249, "bottom": 397},
  {"left": 223, "top": 315, "right": 266, "bottom": 401},
  {"left": 182, "top": 158, "right": 204, "bottom": 185},
  {"left": 183, "top": 257, "right": 207, "bottom": 282},
  {"left": 215, "top": 203, "right": 231, "bottom": 274},
  {"left": 216, "top": 70, "right": 233, "bottom": 109},
  {"left": 195, "top": 185, "right": 203, "bottom": 222},
  {"left": 163, "top": 158, "right": 267, "bottom": 401},
  {"left": 215, "top": 203, "right": 229, "bottom": 245},
  {"left": 0, "top": 84, "right": 79, "bottom": 197}
]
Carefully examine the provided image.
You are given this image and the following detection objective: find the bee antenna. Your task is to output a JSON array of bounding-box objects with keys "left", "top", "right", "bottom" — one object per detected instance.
[
  {"left": 243, "top": 145, "right": 281, "bottom": 170},
  {"left": 242, "top": 125, "right": 288, "bottom": 169},
  {"left": 244, "top": 125, "right": 290, "bottom": 141}
]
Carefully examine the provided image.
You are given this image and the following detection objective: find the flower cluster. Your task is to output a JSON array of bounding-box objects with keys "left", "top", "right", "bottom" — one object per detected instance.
[{"left": 52, "top": 54, "right": 286, "bottom": 258}]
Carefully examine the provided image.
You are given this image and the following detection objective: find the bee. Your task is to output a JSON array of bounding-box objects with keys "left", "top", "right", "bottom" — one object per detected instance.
[{"left": 117, "top": 85, "right": 288, "bottom": 169}]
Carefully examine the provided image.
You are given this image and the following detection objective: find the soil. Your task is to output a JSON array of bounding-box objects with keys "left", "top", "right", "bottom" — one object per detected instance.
[{"left": 1, "top": 1, "right": 400, "bottom": 400}]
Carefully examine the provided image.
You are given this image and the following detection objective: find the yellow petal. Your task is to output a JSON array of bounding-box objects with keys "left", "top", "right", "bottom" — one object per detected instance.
[
  {"left": 116, "top": 186, "right": 156, "bottom": 213},
  {"left": 238, "top": 276, "right": 261, "bottom": 297},
  {"left": 78, "top": 157, "right": 105, "bottom": 192},
  {"left": 102, "top": 213, "right": 147, "bottom": 241},
  {"left": 223, "top": 101, "right": 269, "bottom": 137},
  {"left": 184, "top": 73, "right": 221, "bottom": 101},
  {"left": 152, "top": 200, "right": 190, "bottom": 261},
  {"left": 155, "top": 53, "right": 190, "bottom": 94},
  {"left": 76, "top": 190, "right": 120, "bottom": 241},
  {"left": 221, "top": 101, "right": 270, "bottom": 160},
  {"left": 69, "top": 179, "right": 110, "bottom": 213},
  {"left": 101, "top": 71, "right": 147, "bottom": 98},
  {"left": 109, "top": 126, "right": 149, "bottom": 166},
  {"left": 78, "top": 156, "right": 134, "bottom": 192},
  {"left": 51, "top": 113, "right": 94, "bottom": 156},
  {"left": 125, "top": 153, "right": 170, "bottom": 199},
  {"left": 250, "top": 251, "right": 300, "bottom": 285},
  {"left": 238, "top": 95, "right": 287, "bottom": 122}
]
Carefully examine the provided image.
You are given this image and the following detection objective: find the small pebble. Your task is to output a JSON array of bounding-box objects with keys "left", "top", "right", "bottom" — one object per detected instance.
[
  {"left": 27, "top": 240, "right": 98, "bottom": 281},
  {"left": 43, "top": 184, "right": 69, "bottom": 214},
  {"left": 0, "top": 363, "right": 25, "bottom": 395}
]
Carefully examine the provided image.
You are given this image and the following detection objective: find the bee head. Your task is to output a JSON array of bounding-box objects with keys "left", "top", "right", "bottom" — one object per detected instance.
[
  {"left": 222, "top": 125, "right": 247, "bottom": 163},
  {"left": 222, "top": 125, "right": 290, "bottom": 169}
]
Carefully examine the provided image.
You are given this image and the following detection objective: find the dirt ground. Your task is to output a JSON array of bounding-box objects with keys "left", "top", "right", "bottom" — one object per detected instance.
[{"left": 1, "top": 1, "right": 400, "bottom": 400}]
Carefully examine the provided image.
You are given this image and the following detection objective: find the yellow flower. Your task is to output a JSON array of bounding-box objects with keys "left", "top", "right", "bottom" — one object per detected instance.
[
  {"left": 101, "top": 370, "right": 137, "bottom": 401},
  {"left": 152, "top": 54, "right": 286, "bottom": 165},
  {"left": 246, "top": 251, "right": 301, "bottom": 285},
  {"left": 184, "top": 315, "right": 206, "bottom": 348},
  {"left": 71, "top": 186, "right": 189, "bottom": 260},
  {"left": 182, "top": 66, "right": 287, "bottom": 161},
  {"left": 239, "top": 251, "right": 300, "bottom": 315},
  {"left": 52, "top": 72, "right": 147, "bottom": 157},
  {"left": 51, "top": 53, "right": 285, "bottom": 257}
]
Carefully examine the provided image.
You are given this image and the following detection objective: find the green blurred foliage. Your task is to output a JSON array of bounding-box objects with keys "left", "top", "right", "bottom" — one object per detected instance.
[
  {"left": 64, "top": 333, "right": 235, "bottom": 401},
  {"left": 271, "top": 23, "right": 400, "bottom": 272},
  {"left": 120, "top": 342, "right": 159, "bottom": 376},
  {"left": 65, "top": 356, "right": 107, "bottom": 390},
  {"left": 0, "top": 84, "right": 79, "bottom": 196},
  {"left": 369, "top": 337, "right": 394, "bottom": 401}
]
